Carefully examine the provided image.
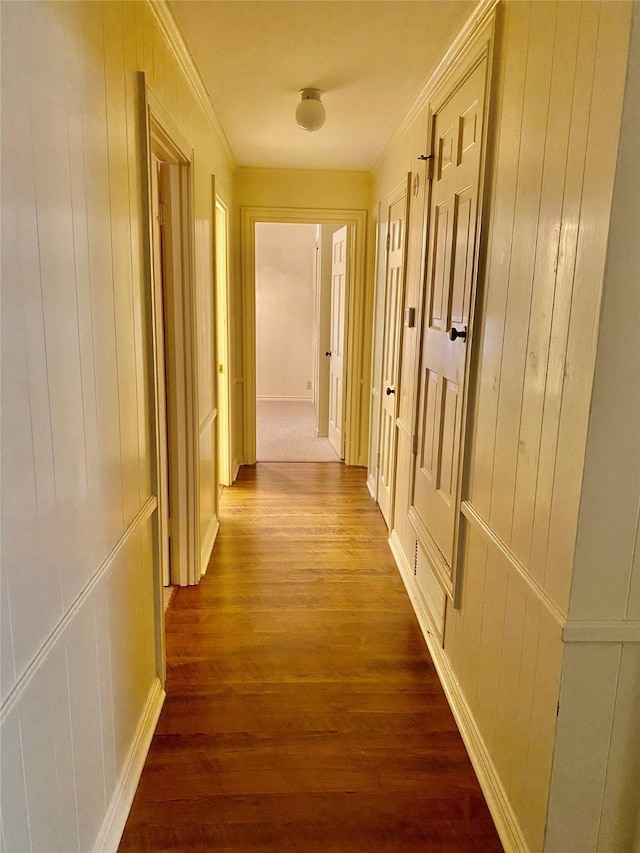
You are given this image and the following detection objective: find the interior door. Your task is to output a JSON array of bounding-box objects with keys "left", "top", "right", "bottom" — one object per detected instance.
[
  {"left": 377, "top": 187, "right": 409, "bottom": 527},
  {"left": 411, "top": 58, "right": 487, "bottom": 576},
  {"left": 215, "top": 198, "right": 232, "bottom": 486},
  {"left": 328, "top": 226, "right": 348, "bottom": 459}
]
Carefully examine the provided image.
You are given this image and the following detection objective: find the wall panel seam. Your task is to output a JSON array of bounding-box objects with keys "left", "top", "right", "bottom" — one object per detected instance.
[
  {"left": 625, "top": 502, "right": 640, "bottom": 617},
  {"left": 595, "top": 644, "right": 623, "bottom": 847},
  {"left": 0, "top": 495, "right": 157, "bottom": 724},
  {"left": 461, "top": 499, "right": 565, "bottom": 626}
]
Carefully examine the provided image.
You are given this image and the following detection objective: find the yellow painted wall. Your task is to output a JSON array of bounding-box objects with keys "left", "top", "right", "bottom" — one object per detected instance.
[
  {"left": 370, "top": 2, "right": 634, "bottom": 850},
  {"left": 235, "top": 167, "right": 371, "bottom": 211},
  {"left": 0, "top": 1, "right": 234, "bottom": 849}
]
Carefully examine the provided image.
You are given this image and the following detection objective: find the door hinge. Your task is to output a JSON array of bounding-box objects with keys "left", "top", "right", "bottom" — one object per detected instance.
[
  {"left": 556, "top": 701, "right": 560, "bottom": 718},
  {"left": 412, "top": 433, "right": 418, "bottom": 455},
  {"left": 427, "top": 157, "right": 434, "bottom": 181},
  {"left": 414, "top": 540, "right": 418, "bottom": 576},
  {"left": 376, "top": 451, "right": 380, "bottom": 468},
  {"left": 167, "top": 517, "right": 172, "bottom": 537},
  {"left": 419, "top": 153, "right": 435, "bottom": 181},
  {"left": 386, "top": 232, "right": 391, "bottom": 251},
  {"left": 158, "top": 200, "right": 166, "bottom": 227}
]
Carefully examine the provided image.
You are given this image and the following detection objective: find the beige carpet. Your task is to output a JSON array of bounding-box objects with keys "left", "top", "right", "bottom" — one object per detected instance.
[{"left": 257, "top": 400, "right": 340, "bottom": 462}]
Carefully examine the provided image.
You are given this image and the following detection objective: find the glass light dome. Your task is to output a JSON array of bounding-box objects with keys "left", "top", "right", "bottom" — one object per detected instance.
[{"left": 296, "top": 89, "right": 326, "bottom": 132}]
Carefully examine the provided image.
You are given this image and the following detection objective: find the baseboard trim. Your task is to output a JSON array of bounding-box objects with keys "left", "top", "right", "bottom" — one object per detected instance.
[
  {"left": 94, "top": 677, "right": 165, "bottom": 853},
  {"left": 200, "top": 516, "right": 220, "bottom": 578},
  {"left": 366, "top": 473, "right": 377, "bottom": 500},
  {"left": 391, "top": 536, "right": 529, "bottom": 853},
  {"left": 256, "top": 395, "right": 312, "bottom": 402}
]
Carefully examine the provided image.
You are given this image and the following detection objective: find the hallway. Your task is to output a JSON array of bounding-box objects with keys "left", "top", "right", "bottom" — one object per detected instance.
[{"left": 119, "top": 464, "right": 501, "bottom": 852}]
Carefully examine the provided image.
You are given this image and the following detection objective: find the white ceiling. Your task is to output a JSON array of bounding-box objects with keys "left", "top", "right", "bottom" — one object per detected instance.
[{"left": 168, "top": 0, "right": 477, "bottom": 171}]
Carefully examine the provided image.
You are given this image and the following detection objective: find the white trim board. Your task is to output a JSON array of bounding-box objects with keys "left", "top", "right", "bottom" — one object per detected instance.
[
  {"left": 388, "top": 533, "right": 529, "bottom": 853},
  {"left": 562, "top": 620, "right": 640, "bottom": 643},
  {"left": 256, "top": 396, "right": 313, "bottom": 403},
  {"left": 94, "top": 677, "right": 165, "bottom": 853},
  {"left": 461, "top": 500, "right": 565, "bottom": 627}
]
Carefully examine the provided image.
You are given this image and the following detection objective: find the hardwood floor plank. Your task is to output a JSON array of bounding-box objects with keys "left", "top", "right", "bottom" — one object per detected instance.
[{"left": 119, "top": 463, "right": 502, "bottom": 851}]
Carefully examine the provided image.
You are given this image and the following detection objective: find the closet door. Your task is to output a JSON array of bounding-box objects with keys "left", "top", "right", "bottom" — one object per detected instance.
[
  {"left": 411, "top": 57, "right": 488, "bottom": 589},
  {"left": 328, "top": 226, "right": 348, "bottom": 459},
  {"left": 377, "top": 184, "right": 409, "bottom": 527}
]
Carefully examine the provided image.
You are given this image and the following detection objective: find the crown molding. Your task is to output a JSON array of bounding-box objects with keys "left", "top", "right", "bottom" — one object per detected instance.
[
  {"left": 146, "top": 0, "right": 237, "bottom": 167},
  {"left": 373, "top": 0, "right": 500, "bottom": 172}
]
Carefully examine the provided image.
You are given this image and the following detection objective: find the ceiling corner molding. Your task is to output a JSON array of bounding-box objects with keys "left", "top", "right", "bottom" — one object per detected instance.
[
  {"left": 373, "top": 0, "right": 500, "bottom": 172},
  {"left": 146, "top": 0, "right": 237, "bottom": 167}
]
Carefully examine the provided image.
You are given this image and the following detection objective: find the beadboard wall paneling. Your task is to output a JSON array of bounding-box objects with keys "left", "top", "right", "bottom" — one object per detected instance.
[
  {"left": 597, "top": 642, "right": 640, "bottom": 851},
  {"left": 371, "top": 2, "right": 634, "bottom": 850},
  {"left": 545, "top": 642, "right": 637, "bottom": 852},
  {"left": 546, "top": 10, "right": 640, "bottom": 850},
  {"left": 444, "top": 523, "right": 563, "bottom": 852},
  {"left": 568, "top": 3, "right": 640, "bottom": 623},
  {"left": 469, "top": 0, "right": 631, "bottom": 615},
  {"left": 0, "top": 0, "right": 233, "bottom": 849}
]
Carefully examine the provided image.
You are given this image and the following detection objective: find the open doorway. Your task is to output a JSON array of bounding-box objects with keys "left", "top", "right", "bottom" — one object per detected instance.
[
  {"left": 254, "top": 222, "right": 347, "bottom": 462},
  {"left": 241, "top": 207, "right": 368, "bottom": 467}
]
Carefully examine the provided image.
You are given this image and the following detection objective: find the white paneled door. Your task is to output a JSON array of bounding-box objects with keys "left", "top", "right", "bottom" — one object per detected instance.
[
  {"left": 328, "top": 226, "right": 348, "bottom": 459},
  {"left": 377, "top": 189, "right": 409, "bottom": 527},
  {"left": 412, "top": 58, "right": 487, "bottom": 575}
]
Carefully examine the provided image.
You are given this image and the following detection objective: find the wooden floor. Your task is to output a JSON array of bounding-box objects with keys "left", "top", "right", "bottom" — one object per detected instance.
[{"left": 119, "top": 463, "right": 502, "bottom": 852}]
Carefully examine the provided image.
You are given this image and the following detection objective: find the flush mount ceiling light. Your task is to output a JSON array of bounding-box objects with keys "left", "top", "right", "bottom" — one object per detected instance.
[{"left": 295, "top": 88, "right": 326, "bottom": 132}]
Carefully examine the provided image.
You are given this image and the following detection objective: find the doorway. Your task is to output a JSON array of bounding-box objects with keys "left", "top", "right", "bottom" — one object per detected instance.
[
  {"left": 254, "top": 222, "right": 342, "bottom": 462},
  {"left": 142, "top": 79, "right": 201, "bottom": 631},
  {"left": 241, "top": 207, "right": 368, "bottom": 467}
]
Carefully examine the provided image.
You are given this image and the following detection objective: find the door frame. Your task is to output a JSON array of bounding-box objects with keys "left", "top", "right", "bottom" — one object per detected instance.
[
  {"left": 241, "top": 207, "right": 367, "bottom": 465},
  {"left": 139, "top": 74, "right": 201, "bottom": 674},
  {"left": 366, "top": 204, "right": 381, "bottom": 499},
  {"left": 214, "top": 192, "right": 233, "bottom": 486}
]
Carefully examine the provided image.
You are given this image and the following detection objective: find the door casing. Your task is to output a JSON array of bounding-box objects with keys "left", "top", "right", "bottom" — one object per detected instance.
[
  {"left": 139, "top": 74, "right": 201, "bottom": 677},
  {"left": 241, "top": 207, "right": 367, "bottom": 466}
]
